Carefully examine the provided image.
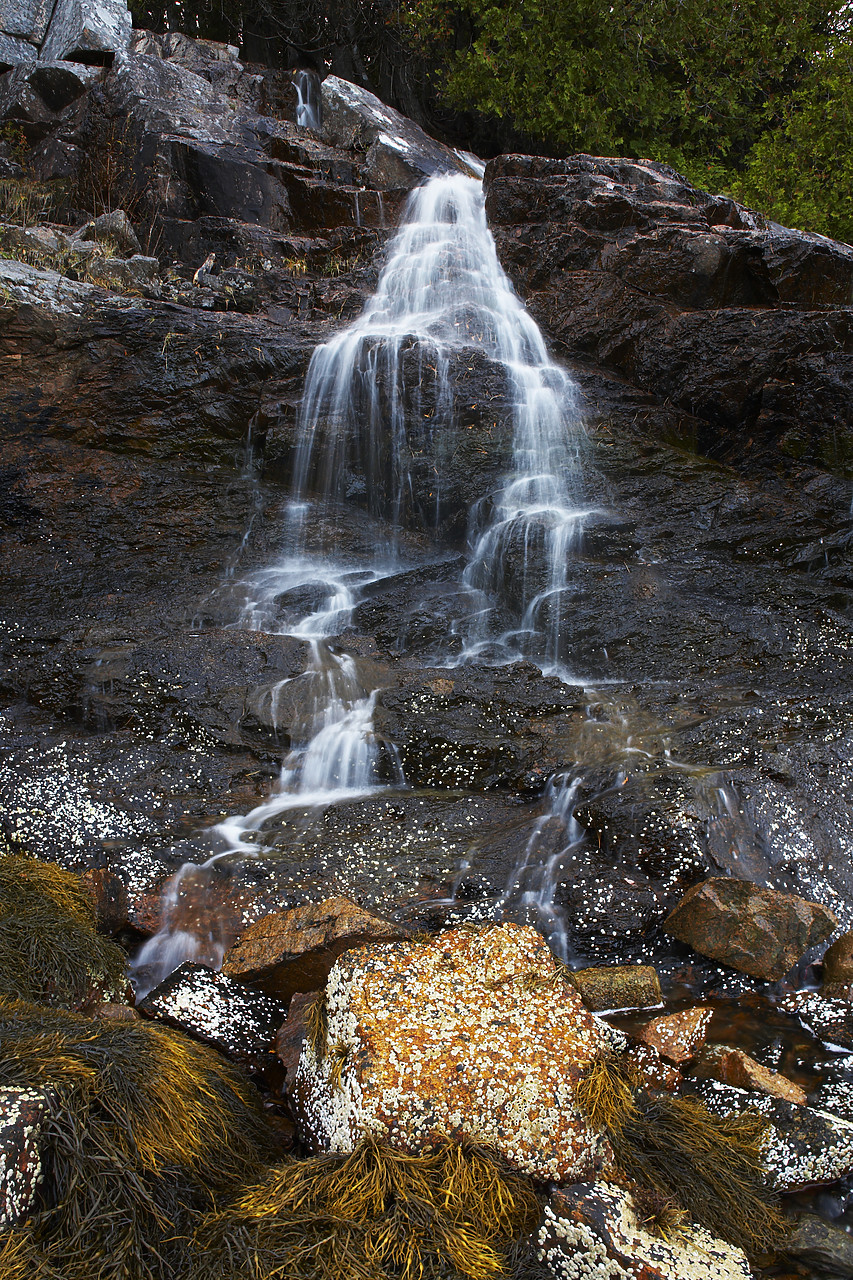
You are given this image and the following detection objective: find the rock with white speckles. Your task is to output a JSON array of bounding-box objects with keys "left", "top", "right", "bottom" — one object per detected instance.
[
  {"left": 292, "top": 922, "right": 613, "bottom": 1180},
  {"left": 537, "top": 1182, "right": 752, "bottom": 1280},
  {"left": 138, "top": 962, "right": 288, "bottom": 1061},
  {"left": 221, "top": 896, "right": 403, "bottom": 1001},
  {"left": 780, "top": 989, "right": 853, "bottom": 1051},
  {"left": 624, "top": 1041, "right": 681, "bottom": 1092},
  {"left": 634, "top": 1006, "right": 712, "bottom": 1064},
  {"left": 692, "top": 1078, "right": 853, "bottom": 1191},
  {"left": 321, "top": 75, "right": 478, "bottom": 190},
  {"left": 664, "top": 878, "right": 837, "bottom": 980},
  {"left": 0, "top": 1086, "right": 48, "bottom": 1228}
]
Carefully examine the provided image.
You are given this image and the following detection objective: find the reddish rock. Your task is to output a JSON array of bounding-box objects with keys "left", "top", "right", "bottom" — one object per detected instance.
[
  {"left": 274, "top": 990, "right": 315, "bottom": 1080},
  {"left": 634, "top": 1007, "right": 712, "bottom": 1065},
  {"left": 0, "top": 1087, "right": 48, "bottom": 1228},
  {"left": 693, "top": 1045, "right": 807, "bottom": 1105},
  {"left": 664, "top": 878, "right": 836, "bottom": 981},
  {"left": 292, "top": 923, "right": 612, "bottom": 1181},
  {"left": 221, "top": 896, "right": 402, "bottom": 1001},
  {"left": 537, "top": 1183, "right": 751, "bottom": 1280}
]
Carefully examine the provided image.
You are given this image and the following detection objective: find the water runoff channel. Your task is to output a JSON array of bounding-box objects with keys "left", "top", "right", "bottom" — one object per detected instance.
[{"left": 131, "top": 171, "right": 715, "bottom": 995}]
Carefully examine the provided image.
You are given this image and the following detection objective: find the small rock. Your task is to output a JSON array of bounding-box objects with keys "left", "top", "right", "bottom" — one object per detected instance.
[
  {"left": 664, "top": 878, "right": 837, "bottom": 981},
  {"left": 291, "top": 923, "right": 612, "bottom": 1181},
  {"left": 75, "top": 208, "right": 141, "bottom": 255},
  {"left": 635, "top": 1006, "right": 713, "bottom": 1064},
  {"left": 824, "top": 931, "right": 853, "bottom": 986},
  {"left": 274, "top": 989, "right": 314, "bottom": 1079},
  {"left": 92, "top": 1001, "right": 140, "bottom": 1022},
  {"left": 0, "top": 1086, "right": 48, "bottom": 1228},
  {"left": 693, "top": 1044, "right": 808, "bottom": 1105},
  {"left": 694, "top": 1078, "right": 853, "bottom": 1191},
  {"left": 625, "top": 1041, "right": 682, "bottom": 1091},
  {"left": 137, "top": 962, "right": 288, "bottom": 1060},
  {"left": 785, "top": 1214, "right": 853, "bottom": 1278},
  {"left": 86, "top": 254, "right": 159, "bottom": 289},
  {"left": 537, "top": 1183, "right": 751, "bottom": 1280},
  {"left": 221, "top": 895, "right": 401, "bottom": 1002},
  {"left": 569, "top": 963, "right": 662, "bottom": 1013},
  {"left": 781, "top": 989, "right": 853, "bottom": 1051}
]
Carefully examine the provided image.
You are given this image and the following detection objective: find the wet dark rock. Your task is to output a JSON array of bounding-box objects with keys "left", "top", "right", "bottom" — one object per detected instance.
[
  {"left": 780, "top": 990, "right": 853, "bottom": 1052},
  {"left": 485, "top": 154, "right": 853, "bottom": 482},
  {"left": 221, "top": 895, "right": 402, "bottom": 1000},
  {"left": 693, "top": 1078, "right": 853, "bottom": 1191},
  {"left": 374, "top": 662, "right": 587, "bottom": 792},
  {"left": 785, "top": 1214, "right": 853, "bottom": 1278},
  {"left": 1, "top": 0, "right": 54, "bottom": 47},
  {"left": 137, "top": 961, "right": 288, "bottom": 1060},
  {"left": 664, "top": 878, "right": 837, "bottom": 980},
  {"left": 0, "top": 33, "right": 36, "bottom": 67},
  {"left": 274, "top": 988, "right": 313, "bottom": 1080},
  {"left": 321, "top": 75, "right": 477, "bottom": 189},
  {"left": 624, "top": 1041, "right": 681, "bottom": 1092},
  {"left": 569, "top": 964, "right": 662, "bottom": 1013},
  {"left": 0, "top": 1086, "right": 47, "bottom": 1228},
  {"left": 537, "top": 1183, "right": 751, "bottom": 1280},
  {"left": 74, "top": 208, "right": 141, "bottom": 254}
]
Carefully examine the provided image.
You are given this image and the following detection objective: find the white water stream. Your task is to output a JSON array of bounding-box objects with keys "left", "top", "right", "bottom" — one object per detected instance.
[{"left": 132, "top": 173, "right": 596, "bottom": 994}]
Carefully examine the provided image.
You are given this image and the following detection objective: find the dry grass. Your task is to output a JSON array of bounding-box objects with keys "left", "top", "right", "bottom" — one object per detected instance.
[
  {"left": 574, "top": 1050, "right": 789, "bottom": 1257},
  {"left": 0, "top": 854, "right": 128, "bottom": 1009},
  {"left": 191, "top": 1132, "right": 542, "bottom": 1280}
]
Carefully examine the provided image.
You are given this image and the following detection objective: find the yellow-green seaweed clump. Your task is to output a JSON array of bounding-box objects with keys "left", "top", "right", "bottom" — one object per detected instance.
[
  {"left": 192, "top": 1131, "right": 543, "bottom": 1280},
  {"left": 576, "top": 1049, "right": 789, "bottom": 1258},
  {"left": 0, "top": 1000, "right": 277, "bottom": 1280},
  {"left": 0, "top": 853, "right": 128, "bottom": 1009}
]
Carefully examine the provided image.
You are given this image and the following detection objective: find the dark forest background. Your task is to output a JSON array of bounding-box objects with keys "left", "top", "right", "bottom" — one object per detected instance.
[{"left": 128, "top": 0, "right": 853, "bottom": 243}]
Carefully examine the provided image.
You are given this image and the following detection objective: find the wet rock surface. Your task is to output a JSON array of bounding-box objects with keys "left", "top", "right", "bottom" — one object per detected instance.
[
  {"left": 138, "top": 961, "right": 287, "bottom": 1059},
  {"left": 0, "top": 1086, "right": 47, "bottom": 1228},
  {"left": 665, "top": 879, "right": 837, "bottom": 980}
]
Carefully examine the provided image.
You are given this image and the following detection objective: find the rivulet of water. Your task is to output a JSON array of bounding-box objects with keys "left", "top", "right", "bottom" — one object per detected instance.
[
  {"left": 131, "top": 174, "right": 596, "bottom": 995},
  {"left": 293, "top": 69, "right": 322, "bottom": 130}
]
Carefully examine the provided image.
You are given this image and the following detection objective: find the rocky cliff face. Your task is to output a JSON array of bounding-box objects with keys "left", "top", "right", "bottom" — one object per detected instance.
[{"left": 1, "top": 27, "right": 852, "bottom": 971}]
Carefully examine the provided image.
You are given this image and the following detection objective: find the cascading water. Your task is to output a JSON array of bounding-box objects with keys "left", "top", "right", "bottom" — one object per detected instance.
[
  {"left": 293, "top": 69, "right": 322, "bottom": 129},
  {"left": 132, "top": 172, "right": 596, "bottom": 994}
]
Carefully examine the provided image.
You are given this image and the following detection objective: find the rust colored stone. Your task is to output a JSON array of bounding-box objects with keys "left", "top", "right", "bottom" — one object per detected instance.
[
  {"left": 694, "top": 1045, "right": 808, "bottom": 1105},
  {"left": 275, "top": 990, "right": 315, "bottom": 1080},
  {"left": 635, "top": 1006, "right": 712, "bottom": 1064},
  {"left": 823, "top": 932, "right": 853, "bottom": 986},
  {"left": 625, "top": 1040, "right": 682, "bottom": 1092},
  {"left": 570, "top": 964, "right": 662, "bottom": 1013},
  {"left": 222, "top": 896, "right": 401, "bottom": 1002}
]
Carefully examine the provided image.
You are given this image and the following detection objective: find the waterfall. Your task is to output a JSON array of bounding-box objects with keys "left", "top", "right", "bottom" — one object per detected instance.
[
  {"left": 293, "top": 69, "right": 322, "bottom": 130},
  {"left": 132, "top": 173, "right": 591, "bottom": 995}
]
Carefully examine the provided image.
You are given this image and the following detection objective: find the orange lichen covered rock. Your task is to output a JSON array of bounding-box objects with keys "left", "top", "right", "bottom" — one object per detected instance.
[
  {"left": 635, "top": 1007, "right": 713, "bottom": 1064},
  {"left": 292, "top": 923, "right": 612, "bottom": 1181}
]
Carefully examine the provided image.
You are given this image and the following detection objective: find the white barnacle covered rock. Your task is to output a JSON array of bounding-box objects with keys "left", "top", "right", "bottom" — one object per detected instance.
[
  {"left": 0, "top": 1086, "right": 48, "bottom": 1228},
  {"left": 536, "top": 1183, "right": 751, "bottom": 1280},
  {"left": 291, "top": 922, "right": 612, "bottom": 1181},
  {"left": 693, "top": 1078, "right": 853, "bottom": 1191}
]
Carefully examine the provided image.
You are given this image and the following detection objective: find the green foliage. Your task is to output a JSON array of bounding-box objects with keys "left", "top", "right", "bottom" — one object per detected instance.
[
  {"left": 0, "top": 1000, "right": 275, "bottom": 1280},
  {"left": 730, "top": 42, "right": 853, "bottom": 243},
  {"left": 0, "top": 854, "right": 128, "bottom": 1009}
]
